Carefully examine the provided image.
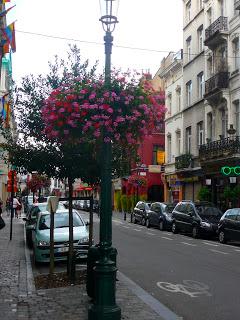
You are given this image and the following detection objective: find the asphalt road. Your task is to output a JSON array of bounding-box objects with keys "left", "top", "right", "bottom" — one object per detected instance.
[
  {"left": 93, "top": 214, "right": 240, "bottom": 320},
  {"left": 31, "top": 211, "right": 240, "bottom": 320}
]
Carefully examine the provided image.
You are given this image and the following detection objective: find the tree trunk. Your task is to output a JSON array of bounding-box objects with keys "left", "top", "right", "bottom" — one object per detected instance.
[{"left": 67, "top": 176, "right": 74, "bottom": 281}]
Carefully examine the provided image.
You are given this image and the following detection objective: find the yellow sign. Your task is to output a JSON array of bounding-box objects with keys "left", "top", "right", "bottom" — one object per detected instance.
[{"left": 157, "top": 151, "right": 165, "bottom": 164}]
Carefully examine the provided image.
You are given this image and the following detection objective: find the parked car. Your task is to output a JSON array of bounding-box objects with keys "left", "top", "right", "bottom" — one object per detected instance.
[
  {"left": 146, "top": 202, "right": 175, "bottom": 230},
  {"left": 132, "top": 201, "right": 152, "bottom": 225},
  {"left": 218, "top": 208, "right": 240, "bottom": 244},
  {"left": 171, "top": 200, "right": 223, "bottom": 238},
  {"left": 24, "top": 202, "right": 65, "bottom": 247},
  {"left": 31, "top": 209, "right": 89, "bottom": 264}
]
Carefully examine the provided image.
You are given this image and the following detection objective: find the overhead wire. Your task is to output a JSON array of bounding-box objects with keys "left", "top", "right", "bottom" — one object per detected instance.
[{"left": 15, "top": 29, "right": 240, "bottom": 60}]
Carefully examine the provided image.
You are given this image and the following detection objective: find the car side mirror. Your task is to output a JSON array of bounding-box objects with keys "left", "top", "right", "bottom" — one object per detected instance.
[{"left": 85, "top": 220, "right": 90, "bottom": 226}]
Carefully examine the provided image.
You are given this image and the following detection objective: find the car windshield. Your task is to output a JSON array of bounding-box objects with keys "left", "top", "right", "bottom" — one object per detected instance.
[
  {"left": 33, "top": 202, "right": 65, "bottom": 212},
  {"left": 38, "top": 212, "right": 84, "bottom": 230},
  {"left": 163, "top": 204, "right": 175, "bottom": 214},
  {"left": 225, "top": 209, "right": 240, "bottom": 216},
  {"left": 195, "top": 205, "right": 222, "bottom": 217}
]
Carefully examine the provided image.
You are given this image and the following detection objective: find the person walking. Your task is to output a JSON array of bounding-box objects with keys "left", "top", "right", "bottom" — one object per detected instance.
[
  {"left": 16, "top": 197, "right": 22, "bottom": 218},
  {"left": 13, "top": 196, "right": 21, "bottom": 218}
]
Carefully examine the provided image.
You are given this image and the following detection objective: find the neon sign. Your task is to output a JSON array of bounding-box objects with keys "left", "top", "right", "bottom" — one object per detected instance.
[{"left": 221, "top": 166, "right": 240, "bottom": 176}]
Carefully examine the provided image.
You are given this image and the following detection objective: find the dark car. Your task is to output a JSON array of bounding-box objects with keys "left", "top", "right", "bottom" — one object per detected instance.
[
  {"left": 132, "top": 201, "right": 152, "bottom": 226},
  {"left": 171, "top": 200, "right": 223, "bottom": 238},
  {"left": 146, "top": 202, "right": 175, "bottom": 230},
  {"left": 218, "top": 208, "right": 240, "bottom": 244}
]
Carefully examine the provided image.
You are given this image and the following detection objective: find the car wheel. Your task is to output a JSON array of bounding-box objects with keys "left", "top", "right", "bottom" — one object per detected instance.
[
  {"left": 192, "top": 226, "right": 199, "bottom": 239},
  {"left": 219, "top": 230, "right": 227, "bottom": 244},
  {"left": 172, "top": 222, "right": 178, "bottom": 234},
  {"left": 142, "top": 217, "right": 146, "bottom": 226},
  {"left": 146, "top": 219, "right": 150, "bottom": 228},
  {"left": 159, "top": 220, "right": 164, "bottom": 231}
]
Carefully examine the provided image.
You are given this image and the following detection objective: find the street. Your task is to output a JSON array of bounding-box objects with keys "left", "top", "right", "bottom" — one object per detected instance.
[{"left": 32, "top": 211, "right": 240, "bottom": 320}]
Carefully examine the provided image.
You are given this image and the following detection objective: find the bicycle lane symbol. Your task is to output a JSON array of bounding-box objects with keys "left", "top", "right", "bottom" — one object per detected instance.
[{"left": 156, "top": 280, "right": 212, "bottom": 298}]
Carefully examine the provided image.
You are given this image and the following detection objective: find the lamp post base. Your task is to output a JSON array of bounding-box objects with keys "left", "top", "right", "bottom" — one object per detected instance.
[{"left": 88, "top": 252, "right": 121, "bottom": 320}]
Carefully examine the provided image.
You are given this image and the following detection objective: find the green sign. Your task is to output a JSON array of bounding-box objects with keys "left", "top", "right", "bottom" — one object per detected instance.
[{"left": 221, "top": 166, "right": 240, "bottom": 176}]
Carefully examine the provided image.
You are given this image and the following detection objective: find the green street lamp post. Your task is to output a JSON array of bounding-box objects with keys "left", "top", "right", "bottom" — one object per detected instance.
[{"left": 88, "top": 1, "right": 121, "bottom": 319}]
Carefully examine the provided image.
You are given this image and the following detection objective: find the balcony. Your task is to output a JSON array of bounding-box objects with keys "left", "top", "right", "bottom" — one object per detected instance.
[
  {"left": 204, "top": 72, "right": 229, "bottom": 104},
  {"left": 204, "top": 17, "right": 228, "bottom": 49},
  {"left": 175, "top": 154, "right": 193, "bottom": 170},
  {"left": 235, "top": 0, "right": 240, "bottom": 10},
  {"left": 199, "top": 136, "right": 240, "bottom": 162}
]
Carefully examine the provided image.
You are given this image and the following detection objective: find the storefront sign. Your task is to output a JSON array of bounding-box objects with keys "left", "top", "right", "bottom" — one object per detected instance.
[
  {"left": 148, "top": 165, "right": 161, "bottom": 173},
  {"left": 221, "top": 166, "right": 240, "bottom": 176}
]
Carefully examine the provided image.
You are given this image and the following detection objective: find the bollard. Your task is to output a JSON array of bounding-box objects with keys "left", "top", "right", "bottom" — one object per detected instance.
[
  {"left": 130, "top": 212, "right": 133, "bottom": 223},
  {"left": 67, "top": 249, "right": 76, "bottom": 284},
  {"left": 124, "top": 212, "right": 126, "bottom": 221}
]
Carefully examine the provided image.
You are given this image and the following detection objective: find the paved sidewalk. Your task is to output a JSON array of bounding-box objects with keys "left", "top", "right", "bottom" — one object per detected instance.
[{"left": 0, "top": 211, "right": 180, "bottom": 320}]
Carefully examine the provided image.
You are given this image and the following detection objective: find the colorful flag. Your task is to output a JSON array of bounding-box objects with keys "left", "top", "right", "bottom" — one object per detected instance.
[
  {"left": 0, "top": 5, "right": 15, "bottom": 18},
  {"left": 1, "top": 94, "right": 10, "bottom": 125},
  {"left": 2, "top": 22, "right": 16, "bottom": 52}
]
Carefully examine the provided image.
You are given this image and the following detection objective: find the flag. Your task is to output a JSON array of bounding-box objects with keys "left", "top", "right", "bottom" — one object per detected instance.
[
  {"left": 2, "top": 22, "right": 16, "bottom": 52},
  {"left": 2, "top": 41, "right": 9, "bottom": 54},
  {"left": 0, "top": 5, "right": 15, "bottom": 18},
  {"left": 1, "top": 94, "right": 10, "bottom": 125}
]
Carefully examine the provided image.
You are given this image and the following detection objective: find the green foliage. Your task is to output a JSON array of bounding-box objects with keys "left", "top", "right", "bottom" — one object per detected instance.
[
  {"left": 115, "top": 190, "right": 122, "bottom": 212},
  {"left": 198, "top": 186, "right": 211, "bottom": 202},
  {"left": 121, "top": 194, "right": 128, "bottom": 212}
]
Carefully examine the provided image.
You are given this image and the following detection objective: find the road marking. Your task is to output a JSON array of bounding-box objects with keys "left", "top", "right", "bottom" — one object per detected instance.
[
  {"left": 234, "top": 249, "right": 240, "bottom": 252},
  {"left": 112, "top": 219, "right": 123, "bottom": 224},
  {"left": 181, "top": 242, "right": 196, "bottom": 247},
  {"left": 209, "top": 249, "right": 229, "bottom": 255},
  {"left": 146, "top": 232, "right": 156, "bottom": 236},
  {"left": 202, "top": 241, "right": 219, "bottom": 247},
  {"left": 161, "top": 236, "right": 173, "bottom": 240},
  {"left": 157, "top": 280, "right": 211, "bottom": 298},
  {"left": 122, "top": 225, "right": 130, "bottom": 229},
  {"left": 133, "top": 229, "right": 141, "bottom": 232}
]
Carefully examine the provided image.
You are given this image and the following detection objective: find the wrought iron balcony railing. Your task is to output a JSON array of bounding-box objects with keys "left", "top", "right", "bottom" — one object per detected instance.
[
  {"left": 235, "top": 0, "right": 240, "bottom": 11},
  {"left": 205, "top": 16, "right": 228, "bottom": 42},
  {"left": 199, "top": 136, "right": 240, "bottom": 161},
  {"left": 205, "top": 72, "right": 229, "bottom": 96},
  {"left": 175, "top": 154, "right": 193, "bottom": 170}
]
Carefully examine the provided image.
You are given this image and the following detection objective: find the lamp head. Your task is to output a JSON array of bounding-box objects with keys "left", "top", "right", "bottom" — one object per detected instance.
[{"left": 99, "top": 0, "right": 119, "bottom": 32}]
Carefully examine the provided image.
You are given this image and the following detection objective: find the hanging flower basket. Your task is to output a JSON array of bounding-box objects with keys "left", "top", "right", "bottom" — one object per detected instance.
[{"left": 41, "top": 70, "right": 165, "bottom": 145}]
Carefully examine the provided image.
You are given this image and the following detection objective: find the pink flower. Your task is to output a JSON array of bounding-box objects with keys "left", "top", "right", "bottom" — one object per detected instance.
[{"left": 107, "top": 108, "right": 113, "bottom": 114}]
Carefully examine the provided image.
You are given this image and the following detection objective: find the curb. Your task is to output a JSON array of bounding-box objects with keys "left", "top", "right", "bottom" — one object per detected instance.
[{"left": 23, "top": 223, "right": 36, "bottom": 294}]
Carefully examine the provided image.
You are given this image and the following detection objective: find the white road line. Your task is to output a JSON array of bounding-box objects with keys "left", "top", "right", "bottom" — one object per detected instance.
[
  {"left": 234, "top": 249, "right": 240, "bottom": 252},
  {"left": 202, "top": 241, "right": 219, "bottom": 247},
  {"left": 133, "top": 229, "right": 141, "bottom": 232},
  {"left": 161, "top": 236, "right": 173, "bottom": 241},
  {"left": 146, "top": 232, "right": 156, "bottom": 236},
  {"left": 181, "top": 242, "right": 196, "bottom": 247},
  {"left": 209, "top": 249, "right": 229, "bottom": 255}
]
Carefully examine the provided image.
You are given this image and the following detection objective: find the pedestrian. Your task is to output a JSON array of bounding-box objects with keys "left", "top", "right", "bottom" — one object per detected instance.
[
  {"left": 13, "top": 196, "right": 21, "bottom": 218},
  {"left": 6, "top": 197, "right": 11, "bottom": 216},
  {"left": 16, "top": 197, "right": 22, "bottom": 218}
]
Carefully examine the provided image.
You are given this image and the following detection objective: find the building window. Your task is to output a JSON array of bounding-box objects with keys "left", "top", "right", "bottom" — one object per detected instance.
[
  {"left": 167, "top": 135, "right": 172, "bottom": 163},
  {"left": 234, "top": 100, "right": 240, "bottom": 136},
  {"left": 198, "top": 26, "right": 203, "bottom": 53},
  {"left": 167, "top": 93, "right": 172, "bottom": 115},
  {"left": 186, "top": 37, "right": 191, "bottom": 62},
  {"left": 186, "top": 1, "right": 191, "bottom": 23},
  {"left": 153, "top": 145, "right": 164, "bottom": 165},
  {"left": 197, "top": 121, "right": 204, "bottom": 146},
  {"left": 176, "top": 131, "right": 181, "bottom": 156},
  {"left": 207, "top": 56, "right": 213, "bottom": 78},
  {"left": 186, "top": 81, "right": 192, "bottom": 107},
  {"left": 186, "top": 127, "right": 192, "bottom": 153},
  {"left": 221, "top": 107, "right": 228, "bottom": 138},
  {"left": 207, "top": 8, "right": 212, "bottom": 26},
  {"left": 207, "top": 112, "right": 213, "bottom": 141},
  {"left": 233, "top": 38, "right": 240, "bottom": 71},
  {"left": 197, "top": 72, "right": 204, "bottom": 99},
  {"left": 176, "top": 87, "right": 181, "bottom": 112}
]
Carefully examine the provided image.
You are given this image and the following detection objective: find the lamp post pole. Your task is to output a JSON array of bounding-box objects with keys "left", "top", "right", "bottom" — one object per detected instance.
[{"left": 88, "top": 1, "right": 121, "bottom": 319}]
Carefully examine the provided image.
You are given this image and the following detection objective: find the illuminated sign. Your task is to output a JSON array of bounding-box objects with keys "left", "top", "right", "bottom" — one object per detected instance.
[{"left": 221, "top": 166, "right": 240, "bottom": 176}]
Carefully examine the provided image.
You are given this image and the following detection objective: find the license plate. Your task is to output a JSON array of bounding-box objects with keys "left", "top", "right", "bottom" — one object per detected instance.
[{"left": 57, "top": 247, "right": 69, "bottom": 253}]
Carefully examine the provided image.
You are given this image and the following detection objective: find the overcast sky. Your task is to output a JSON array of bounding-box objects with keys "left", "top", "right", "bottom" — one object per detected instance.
[{"left": 7, "top": 0, "right": 183, "bottom": 82}]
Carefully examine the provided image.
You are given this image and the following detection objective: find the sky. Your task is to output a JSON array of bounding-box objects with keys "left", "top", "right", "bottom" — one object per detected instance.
[{"left": 6, "top": 0, "right": 183, "bottom": 83}]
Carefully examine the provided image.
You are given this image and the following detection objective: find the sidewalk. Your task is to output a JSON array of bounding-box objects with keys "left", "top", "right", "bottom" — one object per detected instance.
[{"left": 0, "top": 211, "right": 180, "bottom": 320}]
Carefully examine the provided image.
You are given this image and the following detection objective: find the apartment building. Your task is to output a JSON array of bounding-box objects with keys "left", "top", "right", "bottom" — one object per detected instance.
[{"left": 160, "top": 0, "right": 240, "bottom": 208}]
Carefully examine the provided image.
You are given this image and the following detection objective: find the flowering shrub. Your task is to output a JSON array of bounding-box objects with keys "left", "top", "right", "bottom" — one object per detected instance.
[
  {"left": 27, "top": 175, "right": 50, "bottom": 193},
  {"left": 41, "top": 70, "right": 165, "bottom": 145},
  {"left": 128, "top": 175, "right": 147, "bottom": 187}
]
